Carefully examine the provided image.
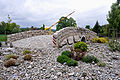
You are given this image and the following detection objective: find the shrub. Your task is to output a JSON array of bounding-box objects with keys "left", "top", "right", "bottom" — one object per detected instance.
[
  {"left": 108, "top": 41, "right": 120, "bottom": 52},
  {"left": 6, "top": 54, "right": 18, "bottom": 60},
  {"left": 61, "top": 50, "right": 71, "bottom": 57},
  {"left": 57, "top": 55, "right": 71, "bottom": 64},
  {"left": 0, "top": 41, "right": 2, "bottom": 47},
  {"left": 23, "top": 50, "right": 31, "bottom": 55},
  {"left": 98, "top": 61, "right": 106, "bottom": 67},
  {"left": 92, "top": 37, "right": 108, "bottom": 43},
  {"left": 74, "top": 41, "right": 88, "bottom": 52},
  {"left": 82, "top": 55, "right": 99, "bottom": 63},
  {"left": 24, "top": 54, "right": 32, "bottom": 60},
  {"left": 4, "top": 58, "right": 16, "bottom": 67},
  {"left": 66, "top": 59, "right": 78, "bottom": 66}
]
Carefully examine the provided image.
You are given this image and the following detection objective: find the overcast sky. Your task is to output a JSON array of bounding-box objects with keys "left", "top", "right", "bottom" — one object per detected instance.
[{"left": 0, "top": 0, "right": 116, "bottom": 29}]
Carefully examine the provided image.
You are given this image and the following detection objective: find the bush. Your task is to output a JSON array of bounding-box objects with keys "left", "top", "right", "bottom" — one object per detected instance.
[
  {"left": 4, "top": 58, "right": 16, "bottom": 67},
  {"left": 108, "top": 41, "right": 120, "bottom": 52},
  {"left": 0, "top": 41, "right": 2, "bottom": 47},
  {"left": 57, "top": 55, "right": 71, "bottom": 64},
  {"left": 92, "top": 37, "right": 108, "bottom": 43},
  {"left": 61, "top": 50, "right": 71, "bottom": 57},
  {"left": 82, "top": 55, "right": 99, "bottom": 63},
  {"left": 23, "top": 50, "right": 31, "bottom": 55},
  {"left": 98, "top": 61, "right": 106, "bottom": 67},
  {"left": 74, "top": 41, "right": 88, "bottom": 52},
  {"left": 6, "top": 54, "right": 18, "bottom": 60},
  {"left": 24, "top": 54, "right": 32, "bottom": 60},
  {"left": 66, "top": 59, "right": 78, "bottom": 66}
]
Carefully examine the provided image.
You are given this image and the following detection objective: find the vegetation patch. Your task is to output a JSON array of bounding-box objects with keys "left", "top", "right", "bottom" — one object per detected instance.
[
  {"left": 57, "top": 55, "right": 71, "bottom": 64},
  {"left": 4, "top": 58, "right": 16, "bottom": 67},
  {"left": 92, "top": 37, "right": 108, "bottom": 43},
  {"left": 108, "top": 41, "right": 120, "bottom": 52},
  {"left": 61, "top": 50, "right": 71, "bottom": 57},
  {"left": 0, "top": 35, "right": 7, "bottom": 42},
  {"left": 6, "top": 54, "right": 18, "bottom": 60},
  {"left": 82, "top": 55, "right": 99, "bottom": 63},
  {"left": 66, "top": 59, "right": 78, "bottom": 66},
  {"left": 23, "top": 50, "right": 31, "bottom": 55},
  {"left": 98, "top": 61, "right": 106, "bottom": 67},
  {"left": 24, "top": 54, "right": 32, "bottom": 60},
  {"left": 0, "top": 52, "right": 2, "bottom": 56},
  {"left": 74, "top": 41, "right": 88, "bottom": 52}
]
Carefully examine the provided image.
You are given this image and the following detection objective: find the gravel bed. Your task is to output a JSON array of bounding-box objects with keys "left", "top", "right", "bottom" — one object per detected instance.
[{"left": 0, "top": 35, "right": 120, "bottom": 80}]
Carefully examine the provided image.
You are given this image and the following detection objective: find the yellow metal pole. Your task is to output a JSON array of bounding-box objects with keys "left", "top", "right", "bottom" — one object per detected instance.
[
  {"left": 45, "top": 11, "right": 75, "bottom": 35},
  {"left": 49, "top": 27, "right": 51, "bottom": 35}
]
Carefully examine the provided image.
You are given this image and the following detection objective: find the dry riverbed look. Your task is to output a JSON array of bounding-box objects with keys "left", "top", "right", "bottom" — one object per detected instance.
[{"left": 0, "top": 34, "right": 120, "bottom": 80}]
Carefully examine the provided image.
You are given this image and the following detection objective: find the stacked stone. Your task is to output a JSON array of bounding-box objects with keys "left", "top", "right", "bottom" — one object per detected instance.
[
  {"left": 7, "top": 30, "right": 49, "bottom": 42},
  {"left": 53, "top": 27, "right": 97, "bottom": 48}
]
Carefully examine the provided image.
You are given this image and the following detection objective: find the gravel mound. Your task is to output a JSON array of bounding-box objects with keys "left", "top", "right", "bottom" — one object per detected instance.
[{"left": 12, "top": 35, "right": 53, "bottom": 49}]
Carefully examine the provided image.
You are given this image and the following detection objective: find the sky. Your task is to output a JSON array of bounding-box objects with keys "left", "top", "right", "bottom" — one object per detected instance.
[{"left": 0, "top": 0, "right": 116, "bottom": 29}]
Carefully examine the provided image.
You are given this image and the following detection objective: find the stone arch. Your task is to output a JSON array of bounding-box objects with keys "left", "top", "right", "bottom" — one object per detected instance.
[
  {"left": 53, "top": 27, "right": 97, "bottom": 48},
  {"left": 81, "top": 36, "right": 86, "bottom": 42}
]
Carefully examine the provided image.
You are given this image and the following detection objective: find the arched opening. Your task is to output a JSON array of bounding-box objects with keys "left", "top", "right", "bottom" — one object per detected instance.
[{"left": 81, "top": 36, "right": 86, "bottom": 42}]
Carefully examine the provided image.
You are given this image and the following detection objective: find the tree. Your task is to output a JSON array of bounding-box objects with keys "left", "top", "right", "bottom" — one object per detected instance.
[
  {"left": 107, "top": 1, "right": 120, "bottom": 36},
  {"left": 0, "top": 21, "right": 6, "bottom": 34},
  {"left": 92, "top": 21, "right": 101, "bottom": 34},
  {"left": 0, "top": 15, "right": 21, "bottom": 34},
  {"left": 56, "top": 17, "right": 76, "bottom": 31},
  {"left": 41, "top": 24, "right": 45, "bottom": 30},
  {"left": 85, "top": 25, "right": 90, "bottom": 29}
]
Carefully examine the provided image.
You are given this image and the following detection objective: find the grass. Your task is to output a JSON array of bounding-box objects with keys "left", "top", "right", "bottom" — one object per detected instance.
[{"left": 0, "top": 35, "right": 7, "bottom": 41}]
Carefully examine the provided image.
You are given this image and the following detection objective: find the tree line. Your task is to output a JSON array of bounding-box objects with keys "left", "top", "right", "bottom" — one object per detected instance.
[{"left": 85, "top": 0, "right": 120, "bottom": 37}]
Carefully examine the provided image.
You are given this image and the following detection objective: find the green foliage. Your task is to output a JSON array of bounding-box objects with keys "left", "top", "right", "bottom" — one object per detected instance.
[
  {"left": 85, "top": 25, "right": 90, "bottom": 29},
  {"left": 107, "top": 2, "right": 120, "bottom": 35},
  {"left": 98, "top": 61, "right": 106, "bottom": 67},
  {"left": 4, "top": 58, "right": 16, "bottom": 67},
  {"left": 57, "top": 55, "right": 71, "bottom": 64},
  {"left": 92, "top": 21, "right": 101, "bottom": 34},
  {"left": 92, "top": 37, "right": 108, "bottom": 43},
  {"left": 61, "top": 50, "right": 71, "bottom": 57},
  {"left": 0, "top": 52, "right": 2, "bottom": 56},
  {"left": 108, "top": 41, "right": 120, "bottom": 51},
  {"left": 23, "top": 50, "right": 31, "bottom": 55},
  {"left": 24, "top": 54, "right": 32, "bottom": 60},
  {"left": 74, "top": 42, "right": 88, "bottom": 52},
  {"left": 56, "top": 17, "right": 76, "bottom": 31},
  {"left": 41, "top": 24, "right": 45, "bottom": 30},
  {"left": 66, "top": 59, "right": 78, "bottom": 66},
  {"left": 0, "top": 15, "right": 21, "bottom": 34},
  {"left": 0, "top": 35, "right": 7, "bottom": 41},
  {"left": 82, "top": 55, "right": 99, "bottom": 63},
  {"left": 6, "top": 54, "right": 18, "bottom": 60}
]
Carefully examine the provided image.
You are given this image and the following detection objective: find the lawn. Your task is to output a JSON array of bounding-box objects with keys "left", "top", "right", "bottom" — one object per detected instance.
[{"left": 0, "top": 35, "right": 7, "bottom": 41}]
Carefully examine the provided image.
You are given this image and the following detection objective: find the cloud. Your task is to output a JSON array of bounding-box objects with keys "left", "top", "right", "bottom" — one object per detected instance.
[{"left": 0, "top": 0, "right": 116, "bottom": 29}]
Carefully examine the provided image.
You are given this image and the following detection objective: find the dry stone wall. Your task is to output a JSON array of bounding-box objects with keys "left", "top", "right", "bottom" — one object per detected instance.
[
  {"left": 53, "top": 27, "right": 97, "bottom": 48},
  {"left": 7, "top": 30, "right": 49, "bottom": 42}
]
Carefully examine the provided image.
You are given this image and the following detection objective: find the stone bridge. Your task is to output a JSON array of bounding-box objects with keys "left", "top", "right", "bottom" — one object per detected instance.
[
  {"left": 7, "top": 30, "right": 49, "bottom": 42},
  {"left": 53, "top": 27, "right": 97, "bottom": 48},
  {"left": 7, "top": 27, "right": 97, "bottom": 49}
]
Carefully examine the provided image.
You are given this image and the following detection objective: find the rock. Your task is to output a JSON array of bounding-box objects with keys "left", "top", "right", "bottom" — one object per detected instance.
[
  {"left": 54, "top": 76, "right": 57, "bottom": 79},
  {"left": 27, "top": 65, "right": 32, "bottom": 69},
  {"left": 68, "top": 72, "right": 74, "bottom": 76},
  {"left": 51, "top": 68, "right": 55, "bottom": 72},
  {"left": 57, "top": 72, "right": 62, "bottom": 76}
]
